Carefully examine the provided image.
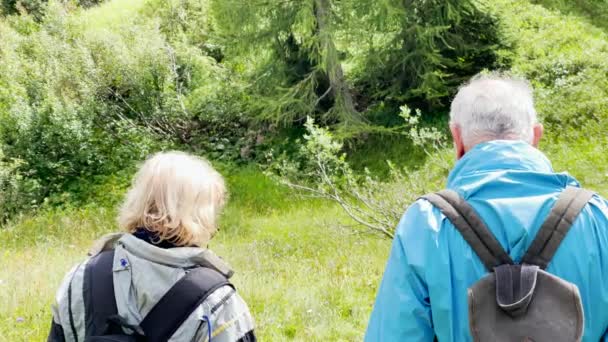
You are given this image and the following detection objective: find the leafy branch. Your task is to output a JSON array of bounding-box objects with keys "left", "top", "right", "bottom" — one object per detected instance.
[{"left": 267, "top": 107, "right": 451, "bottom": 238}]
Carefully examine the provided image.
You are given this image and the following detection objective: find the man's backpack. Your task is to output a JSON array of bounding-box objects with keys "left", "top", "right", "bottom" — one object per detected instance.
[
  {"left": 422, "top": 186, "right": 594, "bottom": 342},
  {"left": 77, "top": 249, "right": 232, "bottom": 342}
]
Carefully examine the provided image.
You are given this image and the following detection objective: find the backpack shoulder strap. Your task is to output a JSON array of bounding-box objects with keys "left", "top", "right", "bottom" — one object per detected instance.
[
  {"left": 521, "top": 186, "right": 594, "bottom": 269},
  {"left": 421, "top": 190, "right": 514, "bottom": 271},
  {"left": 83, "top": 249, "right": 119, "bottom": 335},
  {"left": 140, "top": 267, "right": 233, "bottom": 342}
]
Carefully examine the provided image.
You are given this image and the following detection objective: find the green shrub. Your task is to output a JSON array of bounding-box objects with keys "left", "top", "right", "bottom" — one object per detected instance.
[
  {"left": 0, "top": 149, "right": 42, "bottom": 221},
  {"left": 1, "top": 0, "right": 106, "bottom": 19},
  {"left": 268, "top": 107, "right": 450, "bottom": 238},
  {"left": 0, "top": 12, "right": 154, "bottom": 210},
  {"left": 490, "top": 0, "right": 608, "bottom": 128},
  {"left": 531, "top": 0, "right": 608, "bottom": 32},
  {"left": 0, "top": 0, "right": 261, "bottom": 218}
]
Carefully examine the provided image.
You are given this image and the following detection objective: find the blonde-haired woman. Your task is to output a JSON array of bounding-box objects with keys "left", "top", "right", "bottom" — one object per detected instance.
[{"left": 48, "top": 151, "right": 256, "bottom": 342}]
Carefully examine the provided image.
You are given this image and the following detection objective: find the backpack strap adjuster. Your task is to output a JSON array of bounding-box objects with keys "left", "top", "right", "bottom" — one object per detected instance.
[{"left": 494, "top": 264, "right": 539, "bottom": 318}]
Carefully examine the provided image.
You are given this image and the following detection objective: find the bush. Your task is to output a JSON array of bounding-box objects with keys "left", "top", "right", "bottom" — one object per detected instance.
[
  {"left": 532, "top": 0, "right": 608, "bottom": 32},
  {"left": 490, "top": 0, "right": 608, "bottom": 128},
  {"left": 1, "top": 0, "right": 106, "bottom": 19},
  {"left": 0, "top": 0, "right": 263, "bottom": 218},
  {"left": 0, "top": 9, "right": 156, "bottom": 211},
  {"left": 0, "top": 150, "right": 42, "bottom": 222},
  {"left": 268, "top": 107, "right": 450, "bottom": 238}
]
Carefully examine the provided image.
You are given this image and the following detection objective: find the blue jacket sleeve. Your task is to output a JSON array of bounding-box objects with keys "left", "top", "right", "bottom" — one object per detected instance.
[{"left": 364, "top": 201, "right": 435, "bottom": 342}]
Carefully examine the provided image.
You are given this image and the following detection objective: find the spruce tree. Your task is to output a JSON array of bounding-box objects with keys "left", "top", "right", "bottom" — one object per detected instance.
[
  {"left": 211, "top": 0, "right": 505, "bottom": 126},
  {"left": 347, "top": 0, "right": 506, "bottom": 113},
  {"left": 210, "top": 0, "right": 362, "bottom": 126}
]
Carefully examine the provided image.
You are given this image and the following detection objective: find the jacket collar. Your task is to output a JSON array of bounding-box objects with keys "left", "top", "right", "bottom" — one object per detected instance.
[
  {"left": 132, "top": 227, "right": 184, "bottom": 249},
  {"left": 447, "top": 140, "right": 554, "bottom": 188},
  {"left": 88, "top": 232, "right": 234, "bottom": 278}
]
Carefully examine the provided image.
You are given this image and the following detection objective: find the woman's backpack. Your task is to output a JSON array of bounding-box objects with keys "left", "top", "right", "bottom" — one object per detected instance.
[
  {"left": 76, "top": 249, "right": 232, "bottom": 342},
  {"left": 422, "top": 186, "right": 593, "bottom": 342}
]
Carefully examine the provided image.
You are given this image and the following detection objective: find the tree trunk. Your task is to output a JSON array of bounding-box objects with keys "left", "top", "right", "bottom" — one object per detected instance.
[{"left": 314, "top": 0, "right": 361, "bottom": 124}]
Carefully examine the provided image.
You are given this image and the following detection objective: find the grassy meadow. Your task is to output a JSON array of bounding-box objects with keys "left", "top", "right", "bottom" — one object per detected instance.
[
  {"left": 0, "top": 167, "right": 390, "bottom": 341},
  {"left": 2, "top": 0, "right": 608, "bottom": 341},
  {"left": 1, "top": 139, "right": 606, "bottom": 341}
]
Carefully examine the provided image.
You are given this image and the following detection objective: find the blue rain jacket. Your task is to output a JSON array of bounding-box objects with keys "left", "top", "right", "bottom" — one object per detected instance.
[{"left": 365, "top": 140, "right": 608, "bottom": 341}]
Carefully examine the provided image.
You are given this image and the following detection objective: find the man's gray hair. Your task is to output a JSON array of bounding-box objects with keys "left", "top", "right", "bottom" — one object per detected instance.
[{"left": 450, "top": 72, "right": 538, "bottom": 147}]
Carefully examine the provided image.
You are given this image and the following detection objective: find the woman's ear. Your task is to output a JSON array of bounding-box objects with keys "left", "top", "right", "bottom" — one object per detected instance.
[{"left": 450, "top": 124, "right": 466, "bottom": 160}]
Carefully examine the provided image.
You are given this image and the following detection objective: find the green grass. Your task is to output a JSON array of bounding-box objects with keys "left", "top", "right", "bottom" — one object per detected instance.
[
  {"left": 0, "top": 168, "right": 389, "bottom": 341},
  {"left": 345, "top": 134, "right": 428, "bottom": 175},
  {"left": 531, "top": 0, "right": 608, "bottom": 32},
  {"left": 544, "top": 133, "right": 608, "bottom": 195},
  {"left": 490, "top": 0, "right": 608, "bottom": 127},
  {"left": 1, "top": 135, "right": 605, "bottom": 341}
]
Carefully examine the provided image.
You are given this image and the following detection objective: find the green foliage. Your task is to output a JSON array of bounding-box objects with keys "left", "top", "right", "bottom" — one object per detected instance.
[
  {"left": 211, "top": 0, "right": 362, "bottom": 126},
  {"left": 1, "top": 0, "right": 105, "bottom": 19},
  {"left": 0, "top": 0, "right": 250, "bottom": 217},
  {"left": 268, "top": 110, "right": 450, "bottom": 238},
  {"left": 1, "top": 0, "right": 46, "bottom": 19},
  {"left": 3, "top": 1, "right": 608, "bottom": 340},
  {"left": 490, "top": 0, "right": 608, "bottom": 129},
  {"left": 532, "top": 0, "right": 608, "bottom": 32},
  {"left": 0, "top": 149, "right": 41, "bottom": 222},
  {"left": 0, "top": 0, "right": 513, "bottom": 220},
  {"left": 349, "top": 0, "right": 509, "bottom": 114},
  {"left": 211, "top": 0, "right": 505, "bottom": 127},
  {"left": 0, "top": 0, "right": 606, "bottom": 221},
  {"left": 0, "top": 5, "right": 163, "bottom": 215},
  {"left": 304, "top": 0, "right": 608, "bottom": 238}
]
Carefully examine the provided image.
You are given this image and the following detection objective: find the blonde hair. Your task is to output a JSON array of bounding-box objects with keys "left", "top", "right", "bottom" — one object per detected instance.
[{"left": 118, "top": 151, "right": 227, "bottom": 247}]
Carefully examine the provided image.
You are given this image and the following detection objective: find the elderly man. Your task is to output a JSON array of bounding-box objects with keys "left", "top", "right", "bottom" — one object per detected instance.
[{"left": 365, "top": 73, "right": 608, "bottom": 341}]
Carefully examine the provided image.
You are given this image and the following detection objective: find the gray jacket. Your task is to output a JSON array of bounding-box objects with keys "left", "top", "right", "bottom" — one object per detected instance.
[{"left": 49, "top": 233, "right": 255, "bottom": 341}]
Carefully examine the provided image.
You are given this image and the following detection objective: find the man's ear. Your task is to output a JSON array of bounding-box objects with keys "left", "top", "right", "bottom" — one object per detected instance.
[
  {"left": 450, "top": 124, "right": 466, "bottom": 160},
  {"left": 532, "top": 123, "right": 544, "bottom": 148}
]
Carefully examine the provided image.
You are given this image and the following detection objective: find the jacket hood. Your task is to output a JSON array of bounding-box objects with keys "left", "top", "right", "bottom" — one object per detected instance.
[{"left": 446, "top": 140, "right": 578, "bottom": 194}]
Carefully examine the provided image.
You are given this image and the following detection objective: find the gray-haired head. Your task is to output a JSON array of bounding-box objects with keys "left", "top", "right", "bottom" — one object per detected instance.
[{"left": 450, "top": 72, "right": 538, "bottom": 148}]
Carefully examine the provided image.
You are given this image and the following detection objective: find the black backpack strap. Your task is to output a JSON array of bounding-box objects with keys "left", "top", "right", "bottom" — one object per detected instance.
[
  {"left": 84, "top": 249, "right": 232, "bottom": 341},
  {"left": 140, "top": 267, "right": 232, "bottom": 342},
  {"left": 421, "top": 190, "right": 514, "bottom": 271},
  {"left": 83, "top": 249, "right": 119, "bottom": 336},
  {"left": 521, "top": 186, "right": 594, "bottom": 269}
]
